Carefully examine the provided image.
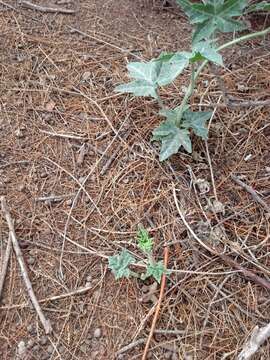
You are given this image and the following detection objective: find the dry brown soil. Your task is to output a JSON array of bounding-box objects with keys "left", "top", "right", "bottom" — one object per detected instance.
[{"left": 0, "top": 1, "right": 270, "bottom": 359}]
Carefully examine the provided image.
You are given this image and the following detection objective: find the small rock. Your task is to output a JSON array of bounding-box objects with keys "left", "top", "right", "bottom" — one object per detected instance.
[
  {"left": 27, "top": 324, "right": 34, "bottom": 333},
  {"left": 79, "top": 176, "right": 86, "bottom": 184},
  {"left": 27, "top": 339, "right": 35, "bottom": 349},
  {"left": 164, "top": 351, "right": 172, "bottom": 359},
  {"left": 32, "top": 344, "right": 40, "bottom": 352},
  {"left": 93, "top": 328, "right": 102, "bottom": 338},
  {"left": 59, "top": 345, "right": 65, "bottom": 353},
  {"left": 27, "top": 257, "right": 35, "bottom": 265},
  {"left": 18, "top": 184, "right": 25, "bottom": 192},
  {"left": 15, "top": 128, "right": 24, "bottom": 138},
  {"left": 195, "top": 178, "right": 210, "bottom": 194},
  {"left": 46, "top": 344, "right": 54, "bottom": 354},
  {"left": 86, "top": 275, "right": 92, "bottom": 283},
  {"left": 39, "top": 335, "right": 48, "bottom": 346},
  {"left": 82, "top": 71, "right": 91, "bottom": 81},
  {"left": 17, "top": 341, "right": 26, "bottom": 357},
  {"left": 210, "top": 199, "right": 225, "bottom": 214}
]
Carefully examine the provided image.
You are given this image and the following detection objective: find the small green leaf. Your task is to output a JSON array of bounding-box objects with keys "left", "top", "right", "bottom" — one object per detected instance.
[
  {"left": 144, "top": 261, "right": 169, "bottom": 283},
  {"left": 115, "top": 80, "right": 157, "bottom": 98},
  {"left": 176, "top": 0, "right": 248, "bottom": 43},
  {"left": 246, "top": 1, "right": 270, "bottom": 13},
  {"left": 137, "top": 227, "right": 153, "bottom": 253},
  {"left": 108, "top": 250, "right": 136, "bottom": 280},
  {"left": 191, "top": 42, "right": 223, "bottom": 65},
  {"left": 182, "top": 110, "right": 212, "bottom": 139}
]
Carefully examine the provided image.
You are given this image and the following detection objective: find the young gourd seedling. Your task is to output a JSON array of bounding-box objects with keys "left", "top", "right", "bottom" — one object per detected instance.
[
  {"left": 108, "top": 227, "right": 169, "bottom": 283},
  {"left": 108, "top": 0, "right": 269, "bottom": 281},
  {"left": 114, "top": 0, "right": 270, "bottom": 162}
]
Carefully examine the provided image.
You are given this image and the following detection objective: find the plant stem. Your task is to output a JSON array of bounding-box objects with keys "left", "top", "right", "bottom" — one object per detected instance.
[
  {"left": 176, "top": 64, "right": 195, "bottom": 126},
  {"left": 156, "top": 92, "right": 166, "bottom": 110},
  {"left": 195, "top": 27, "right": 270, "bottom": 81},
  {"left": 178, "top": 27, "right": 270, "bottom": 118}
]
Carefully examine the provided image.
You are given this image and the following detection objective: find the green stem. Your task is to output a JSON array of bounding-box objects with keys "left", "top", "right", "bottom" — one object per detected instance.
[
  {"left": 176, "top": 64, "right": 196, "bottom": 126},
  {"left": 156, "top": 92, "right": 166, "bottom": 110},
  {"left": 178, "top": 27, "right": 270, "bottom": 118}
]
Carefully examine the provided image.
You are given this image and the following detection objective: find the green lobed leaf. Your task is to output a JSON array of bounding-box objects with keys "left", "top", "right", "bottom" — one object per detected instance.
[
  {"left": 137, "top": 227, "right": 153, "bottom": 253},
  {"left": 108, "top": 250, "right": 136, "bottom": 280},
  {"left": 115, "top": 80, "right": 158, "bottom": 98},
  {"left": 155, "top": 53, "right": 190, "bottom": 86},
  {"left": 152, "top": 120, "right": 192, "bottom": 161},
  {"left": 191, "top": 41, "right": 223, "bottom": 65},
  {"left": 144, "top": 261, "right": 169, "bottom": 283},
  {"left": 182, "top": 110, "right": 213, "bottom": 139},
  {"left": 176, "top": 0, "right": 248, "bottom": 43},
  {"left": 115, "top": 53, "right": 190, "bottom": 98}
]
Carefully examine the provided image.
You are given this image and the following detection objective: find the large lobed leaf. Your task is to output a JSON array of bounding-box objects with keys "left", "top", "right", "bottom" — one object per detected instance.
[
  {"left": 176, "top": 0, "right": 248, "bottom": 43},
  {"left": 115, "top": 54, "right": 189, "bottom": 98},
  {"left": 152, "top": 120, "right": 192, "bottom": 161}
]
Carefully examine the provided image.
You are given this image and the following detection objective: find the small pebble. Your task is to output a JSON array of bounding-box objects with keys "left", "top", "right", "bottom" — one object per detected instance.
[
  {"left": 17, "top": 341, "right": 26, "bottom": 356},
  {"left": 27, "top": 257, "right": 35, "bottom": 265},
  {"left": 27, "top": 339, "right": 35, "bottom": 349},
  {"left": 27, "top": 324, "right": 34, "bottom": 333},
  {"left": 86, "top": 275, "right": 92, "bottom": 283},
  {"left": 18, "top": 184, "right": 25, "bottom": 192},
  {"left": 46, "top": 344, "right": 54, "bottom": 354},
  {"left": 32, "top": 344, "right": 40, "bottom": 352},
  {"left": 164, "top": 351, "right": 172, "bottom": 359},
  {"left": 15, "top": 128, "right": 24, "bottom": 138},
  {"left": 59, "top": 345, "right": 65, "bottom": 353},
  {"left": 82, "top": 71, "right": 91, "bottom": 81},
  {"left": 93, "top": 328, "right": 102, "bottom": 338},
  {"left": 39, "top": 335, "right": 48, "bottom": 346}
]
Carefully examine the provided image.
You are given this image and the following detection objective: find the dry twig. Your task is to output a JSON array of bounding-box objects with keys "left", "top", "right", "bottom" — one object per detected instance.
[
  {"left": 0, "top": 196, "right": 52, "bottom": 334},
  {"left": 238, "top": 323, "right": 270, "bottom": 360},
  {"left": 141, "top": 247, "right": 169, "bottom": 360},
  {"left": 231, "top": 175, "right": 270, "bottom": 213},
  {"left": 0, "top": 234, "right": 12, "bottom": 300},
  {"left": 20, "top": 0, "right": 76, "bottom": 14}
]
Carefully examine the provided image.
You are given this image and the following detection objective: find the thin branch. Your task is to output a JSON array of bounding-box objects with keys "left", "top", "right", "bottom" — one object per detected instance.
[
  {"left": 0, "top": 234, "right": 12, "bottom": 299},
  {"left": 20, "top": 0, "right": 76, "bottom": 14},
  {"left": 141, "top": 247, "right": 169, "bottom": 360},
  {"left": 231, "top": 175, "right": 270, "bottom": 213},
  {"left": 238, "top": 323, "right": 270, "bottom": 360},
  {"left": 116, "top": 339, "right": 146, "bottom": 357},
  {"left": 0, "top": 196, "right": 52, "bottom": 334}
]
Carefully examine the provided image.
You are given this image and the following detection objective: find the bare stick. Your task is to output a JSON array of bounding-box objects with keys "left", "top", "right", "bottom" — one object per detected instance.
[
  {"left": 141, "top": 247, "right": 169, "bottom": 360},
  {"left": 238, "top": 323, "right": 270, "bottom": 360},
  {"left": 0, "top": 196, "right": 52, "bottom": 334},
  {"left": 1, "top": 284, "right": 94, "bottom": 310},
  {"left": 173, "top": 187, "right": 270, "bottom": 291},
  {"left": 39, "top": 129, "right": 86, "bottom": 141},
  {"left": 35, "top": 193, "right": 75, "bottom": 203},
  {"left": 116, "top": 339, "right": 146, "bottom": 357},
  {"left": 0, "top": 234, "right": 12, "bottom": 299},
  {"left": 231, "top": 175, "right": 270, "bottom": 213},
  {"left": 20, "top": 0, "right": 76, "bottom": 14},
  {"left": 0, "top": 1, "right": 17, "bottom": 11}
]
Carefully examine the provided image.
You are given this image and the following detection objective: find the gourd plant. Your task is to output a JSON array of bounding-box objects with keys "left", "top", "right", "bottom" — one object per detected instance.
[
  {"left": 115, "top": 0, "right": 270, "bottom": 161},
  {"left": 108, "top": 227, "right": 169, "bottom": 283}
]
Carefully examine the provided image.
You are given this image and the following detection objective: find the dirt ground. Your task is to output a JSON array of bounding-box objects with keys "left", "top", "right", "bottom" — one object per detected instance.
[{"left": 0, "top": 1, "right": 270, "bottom": 359}]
